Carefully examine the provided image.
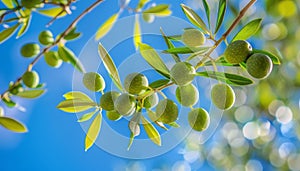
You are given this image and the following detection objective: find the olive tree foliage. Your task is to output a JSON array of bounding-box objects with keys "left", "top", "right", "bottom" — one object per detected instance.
[{"left": 0, "top": 0, "right": 281, "bottom": 151}]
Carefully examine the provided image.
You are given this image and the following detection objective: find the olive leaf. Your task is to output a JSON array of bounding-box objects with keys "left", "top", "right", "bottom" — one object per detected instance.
[
  {"left": 253, "top": 49, "right": 281, "bottom": 65},
  {"left": 85, "top": 112, "right": 102, "bottom": 151},
  {"left": 16, "top": 89, "right": 45, "bottom": 98},
  {"left": 141, "top": 116, "right": 161, "bottom": 146},
  {"left": 204, "top": 56, "right": 237, "bottom": 66},
  {"left": 64, "top": 27, "right": 81, "bottom": 41},
  {"left": 95, "top": 13, "right": 119, "bottom": 40},
  {"left": 167, "top": 35, "right": 182, "bottom": 41},
  {"left": 57, "top": 99, "right": 96, "bottom": 113},
  {"left": 139, "top": 43, "right": 170, "bottom": 79},
  {"left": 98, "top": 43, "right": 123, "bottom": 91},
  {"left": 133, "top": 14, "right": 142, "bottom": 50},
  {"left": 136, "top": 0, "right": 150, "bottom": 10},
  {"left": 17, "top": 14, "right": 31, "bottom": 38},
  {"left": 232, "top": 18, "right": 262, "bottom": 42},
  {"left": 202, "top": 0, "right": 211, "bottom": 28},
  {"left": 37, "top": 7, "right": 67, "bottom": 18},
  {"left": 0, "top": 117, "right": 27, "bottom": 133},
  {"left": 0, "top": 107, "right": 4, "bottom": 117},
  {"left": 163, "top": 46, "right": 210, "bottom": 54},
  {"left": 160, "top": 28, "right": 180, "bottom": 63},
  {"left": 149, "top": 79, "right": 170, "bottom": 89},
  {"left": 127, "top": 113, "right": 141, "bottom": 150},
  {"left": 196, "top": 71, "right": 254, "bottom": 86},
  {"left": 77, "top": 110, "right": 98, "bottom": 122},
  {"left": 63, "top": 91, "right": 93, "bottom": 102},
  {"left": 1, "top": 0, "right": 14, "bottom": 8},
  {"left": 142, "top": 4, "right": 172, "bottom": 16},
  {"left": 0, "top": 23, "right": 20, "bottom": 43},
  {"left": 214, "top": 0, "right": 227, "bottom": 34},
  {"left": 2, "top": 97, "right": 16, "bottom": 108},
  {"left": 168, "top": 122, "right": 180, "bottom": 128},
  {"left": 180, "top": 4, "right": 209, "bottom": 34},
  {"left": 58, "top": 45, "right": 85, "bottom": 73}
]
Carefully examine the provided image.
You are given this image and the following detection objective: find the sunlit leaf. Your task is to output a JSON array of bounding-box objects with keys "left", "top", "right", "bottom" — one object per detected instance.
[
  {"left": 17, "top": 14, "right": 31, "bottom": 38},
  {"left": 180, "top": 4, "right": 209, "bottom": 34},
  {"left": 2, "top": 97, "right": 16, "bottom": 108},
  {"left": 58, "top": 45, "right": 85, "bottom": 73},
  {"left": 63, "top": 91, "right": 93, "bottom": 102},
  {"left": 163, "top": 46, "right": 210, "bottom": 54},
  {"left": 232, "top": 18, "right": 262, "bottom": 42},
  {"left": 0, "top": 23, "right": 20, "bottom": 43},
  {"left": 0, "top": 117, "right": 27, "bottom": 133},
  {"left": 196, "top": 71, "right": 253, "bottom": 86},
  {"left": 253, "top": 49, "right": 281, "bottom": 65},
  {"left": 2, "top": 0, "right": 14, "bottom": 8},
  {"left": 127, "top": 113, "right": 141, "bottom": 150},
  {"left": 77, "top": 110, "right": 97, "bottom": 122},
  {"left": 85, "top": 113, "right": 102, "bottom": 151},
  {"left": 160, "top": 28, "right": 180, "bottom": 63},
  {"left": 95, "top": 13, "right": 119, "bottom": 40},
  {"left": 98, "top": 43, "right": 123, "bottom": 91},
  {"left": 167, "top": 35, "right": 182, "bottom": 41},
  {"left": 202, "top": 0, "right": 210, "bottom": 28},
  {"left": 136, "top": 0, "right": 150, "bottom": 10},
  {"left": 37, "top": 7, "right": 67, "bottom": 18},
  {"left": 16, "top": 89, "right": 45, "bottom": 98},
  {"left": 133, "top": 15, "right": 142, "bottom": 50},
  {"left": 0, "top": 107, "right": 4, "bottom": 117},
  {"left": 139, "top": 43, "right": 170, "bottom": 79},
  {"left": 64, "top": 27, "right": 81, "bottom": 41},
  {"left": 57, "top": 99, "right": 96, "bottom": 113},
  {"left": 143, "top": 4, "right": 172, "bottom": 16},
  {"left": 149, "top": 79, "right": 170, "bottom": 89},
  {"left": 168, "top": 122, "right": 180, "bottom": 128},
  {"left": 214, "top": 0, "right": 227, "bottom": 33},
  {"left": 141, "top": 116, "right": 161, "bottom": 146}
]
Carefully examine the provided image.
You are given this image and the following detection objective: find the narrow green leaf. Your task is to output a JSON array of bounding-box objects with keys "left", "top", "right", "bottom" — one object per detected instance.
[
  {"left": 17, "top": 15, "right": 31, "bottom": 38},
  {"left": 136, "top": 0, "right": 150, "bottom": 10},
  {"left": 180, "top": 4, "right": 209, "bottom": 34},
  {"left": 95, "top": 13, "right": 119, "bottom": 40},
  {"left": 57, "top": 99, "right": 96, "bottom": 113},
  {"left": 98, "top": 43, "right": 123, "bottom": 91},
  {"left": 143, "top": 4, "right": 172, "bottom": 16},
  {"left": 154, "top": 121, "right": 168, "bottom": 130},
  {"left": 196, "top": 71, "right": 253, "bottom": 86},
  {"left": 78, "top": 110, "right": 97, "bottom": 122},
  {"left": 1, "top": 0, "right": 14, "bottom": 8},
  {"left": 141, "top": 116, "right": 161, "bottom": 146},
  {"left": 127, "top": 133, "right": 135, "bottom": 151},
  {"left": 167, "top": 35, "right": 182, "bottom": 41},
  {"left": 85, "top": 113, "right": 102, "bottom": 151},
  {"left": 253, "top": 49, "right": 281, "bottom": 65},
  {"left": 139, "top": 43, "right": 170, "bottom": 79},
  {"left": 0, "top": 107, "right": 4, "bottom": 117},
  {"left": 2, "top": 97, "right": 16, "bottom": 108},
  {"left": 149, "top": 79, "right": 170, "bottom": 89},
  {"left": 37, "top": 7, "right": 67, "bottom": 17},
  {"left": 16, "top": 89, "right": 45, "bottom": 98},
  {"left": 163, "top": 46, "right": 210, "bottom": 54},
  {"left": 0, "top": 117, "right": 27, "bottom": 133},
  {"left": 202, "top": 0, "right": 210, "bottom": 28},
  {"left": 64, "top": 27, "right": 81, "bottom": 41},
  {"left": 204, "top": 56, "right": 237, "bottom": 66},
  {"left": 232, "top": 18, "right": 262, "bottom": 42},
  {"left": 168, "top": 122, "right": 180, "bottom": 128},
  {"left": 0, "top": 23, "right": 20, "bottom": 43},
  {"left": 239, "top": 62, "right": 247, "bottom": 70},
  {"left": 160, "top": 28, "right": 180, "bottom": 63},
  {"left": 58, "top": 46, "right": 85, "bottom": 73},
  {"left": 214, "top": 0, "right": 227, "bottom": 33},
  {"left": 127, "top": 113, "right": 141, "bottom": 150},
  {"left": 63, "top": 91, "right": 93, "bottom": 102},
  {"left": 133, "top": 15, "right": 142, "bottom": 50}
]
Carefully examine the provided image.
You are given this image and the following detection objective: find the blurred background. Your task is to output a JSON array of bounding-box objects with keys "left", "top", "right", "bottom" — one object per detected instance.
[{"left": 0, "top": 0, "right": 299, "bottom": 170}]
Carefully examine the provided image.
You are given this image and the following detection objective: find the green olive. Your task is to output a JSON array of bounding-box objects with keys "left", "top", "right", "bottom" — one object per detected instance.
[
  {"left": 211, "top": 83, "right": 235, "bottom": 110},
  {"left": 143, "top": 93, "right": 159, "bottom": 109},
  {"left": 114, "top": 93, "right": 136, "bottom": 116},
  {"left": 170, "top": 62, "right": 196, "bottom": 86},
  {"left": 155, "top": 99, "right": 178, "bottom": 124},
  {"left": 106, "top": 110, "right": 122, "bottom": 121},
  {"left": 21, "top": 43, "right": 40, "bottom": 58},
  {"left": 21, "top": 0, "right": 43, "bottom": 9},
  {"left": 182, "top": 29, "right": 206, "bottom": 47},
  {"left": 44, "top": 51, "right": 62, "bottom": 68},
  {"left": 142, "top": 13, "right": 155, "bottom": 23},
  {"left": 22, "top": 71, "right": 39, "bottom": 88},
  {"left": 246, "top": 53, "right": 273, "bottom": 79},
  {"left": 176, "top": 84, "right": 199, "bottom": 107},
  {"left": 188, "top": 108, "right": 210, "bottom": 131},
  {"left": 224, "top": 40, "right": 253, "bottom": 64},
  {"left": 39, "top": 30, "right": 54, "bottom": 45},
  {"left": 82, "top": 72, "right": 105, "bottom": 92},
  {"left": 124, "top": 72, "right": 149, "bottom": 95},
  {"left": 100, "top": 91, "right": 121, "bottom": 111}
]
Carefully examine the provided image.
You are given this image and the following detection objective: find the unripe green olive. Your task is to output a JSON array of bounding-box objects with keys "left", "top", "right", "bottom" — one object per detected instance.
[
  {"left": 211, "top": 84, "right": 235, "bottom": 110},
  {"left": 246, "top": 53, "right": 273, "bottom": 79},
  {"left": 224, "top": 40, "right": 253, "bottom": 64},
  {"left": 106, "top": 110, "right": 122, "bottom": 121},
  {"left": 143, "top": 93, "right": 159, "bottom": 109},
  {"left": 21, "top": 43, "right": 40, "bottom": 58},
  {"left": 22, "top": 71, "right": 39, "bottom": 88},
  {"left": 124, "top": 72, "right": 149, "bottom": 95},
  {"left": 10, "top": 85, "right": 24, "bottom": 95},
  {"left": 155, "top": 99, "right": 178, "bottom": 124},
  {"left": 21, "top": 0, "right": 43, "bottom": 9},
  {"left": 100, "top": 91, "right": 121, "bottom": 111},
  {"left": 114, "top": 93, "right": 136, "bottom": 116},
  {"left": 182, "top": 29, "right": 206, "bottom": 47},
  {"left": 82, "top": 72, "right": 105, "bottom": 92},
  {"left": 142, "top": 13, "right": 155, "bottom": 23},
  {"left": 44, "top": 51, "right": 62, "bottom": 68},
  {"left": 39, "top": 30, "right": 54, "bottom": 45},
  {"left": 176, "top": 84, "right": 199, "bottom": 107},
  {"left": 188, "top": 108, "right": 210, "bottom": 131},
  {"left": 170, "top": 62, "right": 196, "bottom": 86}
]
